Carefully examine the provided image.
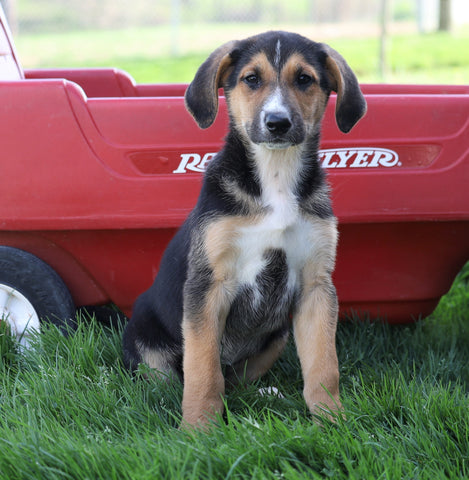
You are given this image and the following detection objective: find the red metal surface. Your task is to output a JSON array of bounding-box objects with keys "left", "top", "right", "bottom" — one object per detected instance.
[{"left": 1, "top": 9, "right": 468, "bottom": 322}]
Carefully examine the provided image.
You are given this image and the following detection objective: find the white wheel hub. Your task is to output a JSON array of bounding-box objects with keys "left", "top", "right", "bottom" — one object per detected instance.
[{"left": 0, "top": 284, "right": 40, "bottom": 347}]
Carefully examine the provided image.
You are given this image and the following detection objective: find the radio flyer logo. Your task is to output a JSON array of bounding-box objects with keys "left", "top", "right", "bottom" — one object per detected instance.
[{"left": 173, "top": 148, "right": 400, "bottom": 173}]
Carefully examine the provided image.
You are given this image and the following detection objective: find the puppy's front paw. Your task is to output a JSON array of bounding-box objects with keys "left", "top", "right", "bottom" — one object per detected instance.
[
  {"left": 303, "top": 373, "right": 344, "bottom": 422},
  {"left": 181, "top": 390, "right": 225, "bottom": 430},
  {"left": 306, "top": 388, "right": 343, "bottom": 421}
]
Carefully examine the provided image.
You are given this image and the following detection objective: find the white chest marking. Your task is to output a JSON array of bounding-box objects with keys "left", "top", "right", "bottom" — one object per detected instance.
[
  {"left": 235, "top": 210, "right": 312, "bottom": 287},
  {"left": 235, "top": 146, "right": 311, "bottom": 287}
]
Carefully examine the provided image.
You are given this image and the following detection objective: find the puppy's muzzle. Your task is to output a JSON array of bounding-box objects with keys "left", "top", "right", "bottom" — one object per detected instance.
[
  {"left": 249, "top": 109, "right": 304, "bottom": 149},
  {"left": 262, "top": 111, "right": 304, "bottom": 149}
]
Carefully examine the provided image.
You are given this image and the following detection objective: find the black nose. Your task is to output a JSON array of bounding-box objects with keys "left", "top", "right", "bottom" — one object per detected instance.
[{"left": 265, "top": 113, "right": 292, "bottom": 135}]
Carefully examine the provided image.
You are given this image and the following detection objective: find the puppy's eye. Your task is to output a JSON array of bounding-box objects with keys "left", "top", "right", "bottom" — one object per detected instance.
[
  {"left": 297, "top": 73, "right": 314, "bottom": 87},
  {"left": 243, "top": 74, "right": 260, "bottom": 88}
]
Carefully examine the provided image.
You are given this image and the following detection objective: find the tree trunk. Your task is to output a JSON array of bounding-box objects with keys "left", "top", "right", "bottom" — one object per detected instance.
[
  {"left": 439, "top": 0, "right": 451, "bottom": 31},
  {"left": 379, "top": 0, "right": 391, "bottom": 81}
]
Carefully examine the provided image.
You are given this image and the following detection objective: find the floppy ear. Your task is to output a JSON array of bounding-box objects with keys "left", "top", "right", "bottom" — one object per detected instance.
[
  {"left": 323, "top": 45, "right": 367, "bottom": 133},
  {"left": 185, "top": 40, "right": 238, "bottom": 129}
]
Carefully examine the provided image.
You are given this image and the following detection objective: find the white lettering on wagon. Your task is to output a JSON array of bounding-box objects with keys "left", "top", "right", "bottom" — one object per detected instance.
[
  {"left": 319, "top": 148, "right": 400, "bottom": 168},
  {"left": 172, "top": 153, "right": 217, "bottom": 173},
  {"left": 173, "top": 148, "right": 400, "bottom": 173}
]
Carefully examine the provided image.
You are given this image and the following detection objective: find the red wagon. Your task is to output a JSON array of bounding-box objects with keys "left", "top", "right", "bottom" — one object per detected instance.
[{"left": 1, "top": 6, "right": 468, "bottom": 344}]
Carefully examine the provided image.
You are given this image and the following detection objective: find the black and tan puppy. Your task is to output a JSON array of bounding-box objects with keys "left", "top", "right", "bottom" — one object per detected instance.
[{"left": 123, "top": 31, "right": 366, "bottom": 427}]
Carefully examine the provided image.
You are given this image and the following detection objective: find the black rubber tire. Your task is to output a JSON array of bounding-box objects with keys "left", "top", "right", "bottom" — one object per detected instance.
[{"left": 0, "top": 246, "right": 76, "bottom": 333}]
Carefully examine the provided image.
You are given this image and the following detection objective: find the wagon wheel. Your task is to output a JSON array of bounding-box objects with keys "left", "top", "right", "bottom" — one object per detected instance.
[{"left": 0, "top": 246, "right": 76, "bottom": 347}]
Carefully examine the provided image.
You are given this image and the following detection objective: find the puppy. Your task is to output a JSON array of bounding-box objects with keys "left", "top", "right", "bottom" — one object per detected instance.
[{"left": 123, "top": 31, "right": 366, "bottom": 427}]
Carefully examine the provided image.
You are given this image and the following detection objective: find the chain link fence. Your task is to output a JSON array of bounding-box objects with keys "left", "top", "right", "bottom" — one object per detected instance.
[
  {"left": 3, "top": 1, "right": 469, "bottom": 34},
  {"left": 3, "top": 0, "right": 388, "bottom": 32},
  {"left": 3, "top": 1, "right": 468, "bottom": 44}
]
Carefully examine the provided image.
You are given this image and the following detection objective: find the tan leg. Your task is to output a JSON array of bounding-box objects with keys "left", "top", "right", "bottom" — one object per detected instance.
[
  {"left": 181, "top": 317, "right": 225, "bottom": 428},
  {"left": 179, "top": 217, "right": 242, "bottom": 428},
  {"left": 293, "top": 278, "right": 341, "bottom": 419},
  {"left": 181, "top": 275, "right": 235, "bottom": 428}
]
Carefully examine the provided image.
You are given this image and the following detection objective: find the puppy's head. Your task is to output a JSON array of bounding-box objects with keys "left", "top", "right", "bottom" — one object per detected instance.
[{"left": 185, "top": 31, "right": 366, "bottom": 149}]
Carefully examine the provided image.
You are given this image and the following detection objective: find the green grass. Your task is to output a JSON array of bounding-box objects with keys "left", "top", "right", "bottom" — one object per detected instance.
[
  {"left": 1, "top": 263, "right": 468, "bottom": 479},
  {"left": 14, "top": 23, "right": 469, "bottom": 84}
]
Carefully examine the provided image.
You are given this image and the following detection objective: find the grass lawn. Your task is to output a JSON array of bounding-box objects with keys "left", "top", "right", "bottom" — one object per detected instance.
[{"left": 0, "top": 262, "right": 468, "bottom": 479}]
